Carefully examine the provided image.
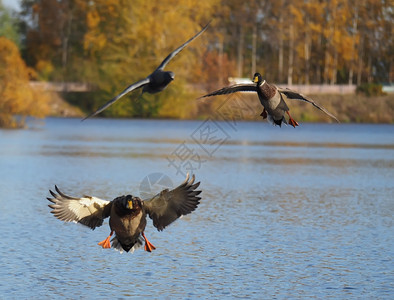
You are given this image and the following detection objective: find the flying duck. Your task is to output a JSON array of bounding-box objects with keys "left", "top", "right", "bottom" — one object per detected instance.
[
  {"left": 199, "top": 72, "right": 339, "bottom": 127},
  {"left": 47, "top": 174, "right": 201, "bottom": 253},
  {"left": 83, "top": 22, "right": 211, "bottom": 120}
]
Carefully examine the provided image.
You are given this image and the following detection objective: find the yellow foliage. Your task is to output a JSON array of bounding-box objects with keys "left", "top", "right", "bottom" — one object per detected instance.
[
  {"left": 0, "top": 37, "right": 50, "bottom": 128},
  {"left": 81, "top": 0, "right": 218, "bottom": 118},
  {"left": 35, "top": 59, "right": 55, "bottom": 80},
  {"left": 86, "top": 10, "right": 101, "bottom": 29}
]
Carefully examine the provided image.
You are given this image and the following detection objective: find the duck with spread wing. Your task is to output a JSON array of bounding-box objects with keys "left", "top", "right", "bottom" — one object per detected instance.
[
  {"left": 48, "top": 174, "right": 201, "bottom": 253},
  {"left": 200, "top": 72, "right": 339, "bottom": 127}
]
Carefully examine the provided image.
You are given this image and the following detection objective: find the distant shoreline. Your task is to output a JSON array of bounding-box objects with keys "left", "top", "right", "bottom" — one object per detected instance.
[{"left": 51, "top": 93, "right": 394, "bottom": 124}]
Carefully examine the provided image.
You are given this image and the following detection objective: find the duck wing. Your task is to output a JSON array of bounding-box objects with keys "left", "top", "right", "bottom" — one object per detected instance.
[
  {"left": 48, "top": 186, "right": 112, "bottom": 229},
  {"left": 155, "top": 21, "right": 210, "bottom": 71},
  {"left": 142, "top": 174, "right": 201, "bottom": 231},
  {"left": 199, "top": 84, "right": 258, "bottom": 98},
  {"left": 82, "top": 78, "right": 150, "bottom": 120},
  {"left": 277, "top": 87, "right": 340, "bottom": 123}
]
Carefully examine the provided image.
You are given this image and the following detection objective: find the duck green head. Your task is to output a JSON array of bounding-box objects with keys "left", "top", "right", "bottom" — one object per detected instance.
[
  {"left": 123, "top": 195, "right": 140, "bottom": 210},
  {"left": 253, "top": 73, "right": 263, "bottom": 84}
]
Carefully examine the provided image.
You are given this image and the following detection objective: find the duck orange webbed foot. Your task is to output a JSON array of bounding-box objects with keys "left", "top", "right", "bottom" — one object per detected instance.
[
  {"left": 286, "top": 111, "right": 299, "bottom": 128},
  {"left": 98, "top": 231, "right": 113, "bottom": 249},
  {"left": 142, "top": 232, "right": 156, "bottom": 252}
]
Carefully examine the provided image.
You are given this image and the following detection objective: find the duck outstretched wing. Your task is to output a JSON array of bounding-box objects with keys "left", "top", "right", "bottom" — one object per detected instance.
[
  {"left": 143, "top": 174, "right": 201, "bottom": 231},
  {"left": 82, "top": 78, "right": 150, "bottom": 120},
  {"left": 156, "top": 21, "right": 210, "bottom": 71},
  {"left": 199, "top": 84, "right": 258, "bottom": 98},
  {"left": 47, "top": 186, "right": 112, "bottom": 229},
  {"left": 277, "top": 87, "right": 340, "bottom": 123}
]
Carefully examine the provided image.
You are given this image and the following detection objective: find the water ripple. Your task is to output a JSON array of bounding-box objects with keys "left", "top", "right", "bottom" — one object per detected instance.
[{"left": 0, "top": 119, "right": 393, "bottom": 298}]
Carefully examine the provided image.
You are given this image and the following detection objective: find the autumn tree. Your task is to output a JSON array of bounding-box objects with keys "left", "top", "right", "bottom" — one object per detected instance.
[
  {"left": 356, "top": 0, "right": 393, "bottom": 84},
  {"left": 16, "top": 0, "right": 393, "bottom": 120},
  {"left": 19, "top": 0, "right": 87, "bottom": 81},
  {"left": 214, "top": 0, "right": 392, "bottom": 86},
  {"left": 0, "top": 37, "right": 50, "bottom": 128},
  {"left": 81, "top": 0, "right": 217, "bottom": 118}
]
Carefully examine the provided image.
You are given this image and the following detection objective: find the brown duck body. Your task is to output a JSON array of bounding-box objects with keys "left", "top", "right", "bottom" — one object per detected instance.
[
  {"left": 257, "top": 81, "right": 290, "bottom": 126},
  {"left": 109, "top": 196, "right": 146, "bottom": 252}
]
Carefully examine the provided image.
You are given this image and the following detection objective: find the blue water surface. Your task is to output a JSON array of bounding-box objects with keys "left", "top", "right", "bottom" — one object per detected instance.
[{"left": 0, "top": 118, "right": 393, "bottom": 299}]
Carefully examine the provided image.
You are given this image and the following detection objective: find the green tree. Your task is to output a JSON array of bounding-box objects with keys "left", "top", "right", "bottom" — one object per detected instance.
[{"left": 0, "top": 0, "right": 20, "bottom": 46}]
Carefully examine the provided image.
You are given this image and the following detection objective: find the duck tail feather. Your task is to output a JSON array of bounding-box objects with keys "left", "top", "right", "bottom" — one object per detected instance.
[
  {"left": 111, "top": 236, "right": 144, "bottom": 254},
  {"left": 267, "top": 114, "right": 283, "bottom": 127},
  {"left": 110, "top": 236, "right": 124, "bottom": 253}
]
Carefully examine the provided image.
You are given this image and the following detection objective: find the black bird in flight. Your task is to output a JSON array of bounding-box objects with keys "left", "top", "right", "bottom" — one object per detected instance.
[{"left": 83, "top": 22, "right": 210, "bottom": 120}]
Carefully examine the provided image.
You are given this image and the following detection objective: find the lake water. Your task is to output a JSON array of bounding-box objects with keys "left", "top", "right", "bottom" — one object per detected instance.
[{"left": 0, "top": 118, "right": 393, "bottom": 299}]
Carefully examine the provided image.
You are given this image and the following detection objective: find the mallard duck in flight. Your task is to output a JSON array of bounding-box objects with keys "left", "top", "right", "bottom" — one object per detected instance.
[
  {"left": 47, "top": 174, "right": 201, "bottom": 253},
  {"left": 83, "top": 22, "right": 211, "bottom": 120},
  {"left": 199, "top": 72, "right": 339, "bottom": 127}
]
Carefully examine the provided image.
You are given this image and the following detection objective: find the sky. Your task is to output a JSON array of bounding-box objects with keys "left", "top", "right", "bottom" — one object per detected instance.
[{"left": 2, "top": 0, "right": 21, "bottom": 11}]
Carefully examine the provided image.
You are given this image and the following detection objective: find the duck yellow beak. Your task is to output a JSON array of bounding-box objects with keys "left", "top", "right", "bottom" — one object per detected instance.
[
  {"left": 127, "top": 200, "right": 133, "bottom": 209},
  {"left": 253, "top": 76, "right": 259, "bottom": 83}
]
